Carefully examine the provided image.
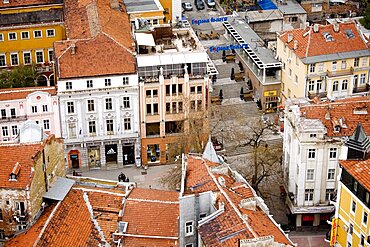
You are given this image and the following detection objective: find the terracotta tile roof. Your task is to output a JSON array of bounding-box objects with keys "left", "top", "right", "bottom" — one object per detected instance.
[
  {"left": 340, "top": 159, "right": 370, "bottom": 192},
  {"left": 55, "top": 0, "right": 136, "bottom": 79},
  {"left": 186, "top": 156, "right": 293, "bottom": 246},
  {"left": 0, "top": 143, "right": 43, "bottom": 189},
  {"left": 0, "top": 87, "right": 56, "bottom": 101},
  {"left": 122, "top": 188, "right": 179, "bottom": 246},
  {"left": 278, "top": 22, "right": 368, "bottom": 59},
  {"left": 0, "top": 0, "right": 62, "bottom": 8},
  {"left": 300, "top": 97, "right": 370, "bottom": 137},
  {"left": 5, "top": 203, "right": 57, "bottom": 247}
]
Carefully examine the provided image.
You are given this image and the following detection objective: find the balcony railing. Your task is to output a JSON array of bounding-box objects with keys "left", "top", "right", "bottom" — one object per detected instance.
[
  {"left": 326, "top": 67, "right": 353, "bottom": 78},
  {"left": 352, "top": 84, "right": 369, "bottom": 94},
  {"left": 307, "top": 91, "right": 327, "bottom": 99},
  {"left": 0, "top": 115, "right": 27, "bottom": 123}
]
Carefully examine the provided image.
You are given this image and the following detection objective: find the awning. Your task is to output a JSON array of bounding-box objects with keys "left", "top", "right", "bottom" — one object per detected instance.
[
  {"left": 135, "top": 33, "right": 156, "bottom": 46},
  {"left": 43, "top": 177, "right": 75, "bottom": 201},
  {"left": 184, "top": 52, "right": 208, "bottom": 63},
  {"left": 137, "top": 55, "right": 161, "bottom": 67},
  {"left": 172, "top": 53, "right": 186, "bottom": 64},
  {"left": 159, "top": 54, "right": 174, "bottom": 65}
]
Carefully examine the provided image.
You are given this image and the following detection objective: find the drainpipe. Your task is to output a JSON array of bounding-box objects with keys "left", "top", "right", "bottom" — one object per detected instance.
[{"left": 195, "top": 193, "right": 200, "bottom": 245}]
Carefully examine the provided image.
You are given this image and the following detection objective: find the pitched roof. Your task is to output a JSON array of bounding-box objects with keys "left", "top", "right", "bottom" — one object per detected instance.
[
  {"left": 121, "top": 188, "right": 179, "bottom": 246},
  {"left": 185, "top": 156, "right": 293, "bottom": 246},
  {"left": 55, "top": 0, "right": 136, "bottom": 79},
  {"left": 300, "top": 97, "right": 370, "bottom": 137},
  {"left": 0, "top": 87, "right": 56, "bottom": 101},
  {"left": 0, "top": 143, "right": 44, "bottom": 189},
  {"left": 0, "top": 0, "right": 62, "bottom": 8},
  {"left": 279, "top": 22, "right": 368, "bottom": 61},
  {"left": 340, "top": 159, "right": 370, "bottom": 193}
]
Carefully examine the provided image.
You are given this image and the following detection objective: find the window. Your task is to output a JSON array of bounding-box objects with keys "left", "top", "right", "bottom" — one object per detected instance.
[
  {"left": 8, "top": 32, "right": 17, "bottom": 40},
  {"left": 153, "top": 19, "right": 158, "bottom": 25},
  {"left": 87, "top": 100, "right": 95, "bottom": 112},
  {"left": 87, "top": 80, "right": 93, "bottom": 88},
  {"left": 1, "top": 110, "right": 5, "bottom": 119},
  {"left": 199, "top": 213, "right": 207, "bottom": 220},
  {"left": 123, "top": 77, "right": 129, "bottom": 85},
  {"left": 106, "top": 119, "right": 114, "bottom": 133},
  {"left": 351, "top": 200, "right": 356, "bottom": 213},
  {"left": 328, "top": 169, "right": 335, "bottom": 180},
  {"left": 123, "top": 97, "right": 130, "bottom": 108},
  {"left": 0, "top": 209, "right": 2, "bottom": 221},
  {"left": 308, "top": 149, "right": 316, "bottom": 159},
  {"left": 0, "top": 54, "right": 5, "bottom": 67},
  {"left": 306, "top": 169, "right": 314, "bottom": 180},
  {"left": 362, "top": 57, "right": 368, "bottom": 67},
  {"left": 289, "top": 69, "right": 292, "bottom": 77},
  {"left": 354, "top": 181, "right": 358, "bottom": 192},
  {"left": 349, "top": 223, "right": 354, "bottom": 234},
  {"left": 31, "top": 106, "right": 37, "bottom": 113},
  {"left": 318, "top": 63, "right": 324, "bottom": 72},
  {"left": 46, "top": 29, "right": 55, "bottom": 37},
  {"left": 66, "top": 81, "right": 72, "bottom": 90},
  {"left": 363, "top": 211, "right": 368, "bottom": 225},
  {"left": 308, "top": 80, "right": 314, "bottom": 91},
  {"left": 367, "top": 192, "right": 370, "bottom": 204},
  {"left": 68, "top": 123, "right": 76, "bottom": 138},
  {"left": 332, "top": 61, "right": 337, "bottom": 70},
  {"left": 305, "top": 189, "right": 314, "bottom": 201},
  {"left": 153, "top": 103, "right": 158, "bottom": 114},
  {"left": 185, "top": 221, "right": 194, "bottom": 236},
  {"left": 190, "top": 86, "right": 196, "bottom": 94},
  {"left": 105, "top": 78, "right": 111, "bottom": 86},
  {"left": 178, "top": 102, "right": 183, "bottom": 112},
  {"left": 2, "top": 126, "right": 8, "bottom": 137},
  {"left": 11, "top": 126, "right": 18, "bottom": 136},
  {"left": 341, "top": 60, "right": 347, "bottom": 69},
  {"left": 146, "top": 104, "right": 152, "bottom": 114},
  {"left": 48, "top": 49, "right": 53, "bottom": 62},
  {"left": 317, "top": 80, "right": 322, "bottom": 91},
  {"left": 43, "top": 119, "right": 50, "bottom": 130},
  {"left": 34, "top": 30, "right": 42, "bottom": 38},
  {"left": 290, "top": 16, "right": 298, "bottom": 22},
  {"left": 42, "top": 105, "right": 48, "bottom": 112},
  {"left": 124, "top": 118, "right": 131, "bottom": 130},
  {"left": 0, "top": 33, "right": 3, "bottom": 41},
  {"left": 360, "top": 74, "right": 366, "bottom": 84},
  {"left": 310, "top": 133, "right": 316, "bottom": 138},
  {"left": 21, "top": 31, "right": 29, "bottom": 39},
  {"left": 88, "top": 121, "right": 96, "bottom": 134},
  {"left": 36, "top": 50, "right": 44, "bottom": 63},
  {"left": 309, "top": 64, "right": 315, "bottom": 73},
  {"left": 197, "top": 85, "right": 202, "bottom": 93},
  {"left": 342, "top": 80, "right": 348, "bottom": 90},
  {"left": 105, "top": 98, "right": 113, "bottom": 110},
  {"left": 166, "top": 103, "right": 171, "bottom": 113},
  {"left": 67, "top": 102, "right": 74, "bottom": 114},
  {"left": 10, "top": 108, "right": 16, "bottom": 118},
  {"left": 332, "top": 81, "right": 339, "bottom": 91},
  {"left": 361, "top": 234, "right": 365, "bottom": 246},
  {"left": 185, "top": 244, "right": 193, "bottom": 247},
  {"left": 326, "top": 189, "right": 335, "bottom": 201},
  {"left": 354, "top": 57, "right": 360, "bottom": 67},
  {"left": 10, "top": 53, "right": 19, "bottom": 66},
  {"left": 23, "top": 51, "right": 31, "bottom": 64},
  {"left": 153, "top": 89, "right": 158, "bottom": 96},
  {"left": 329, "top": 148, "right": 337, "bottom": 159}
]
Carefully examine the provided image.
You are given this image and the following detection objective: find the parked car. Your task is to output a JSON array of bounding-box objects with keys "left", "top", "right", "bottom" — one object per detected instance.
[
  {"left": 194, "top": 0, "right": 205, "bottom": 10},
  {"left": 182, "top": 2, "right": 193, "bottom": 11},
  {"left": 206, "top": 0, "right": 215, "bottom": 8}
]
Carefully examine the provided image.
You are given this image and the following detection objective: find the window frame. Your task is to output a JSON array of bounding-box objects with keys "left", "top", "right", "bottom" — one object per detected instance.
[
  {"left": 327, "top": 168, "right": 335, "bottom": 180},
  {"left": 123, "top": 77, "right": 129, "bottom": 85},
  {"left": 11, "top": 125, "right": 18, "bottom": 136},
  {"left": 43, "top": 119, "right": 50, "bottom": 130},
  {"left": 351, "top": 200, "right": 356, "bottom": 214},
  {"left": 10, "top": 53, "right": 19, "bottom": 66},
  {"left": 106, "top": 119, "right": 114, "bottom": 133},
  {"left": 23, "top": 51, "right": 32, "bottom": 65},
  {"left": 33, "top": 30, "right": 42, "bottom": 38},
  {"left": 308, "top": 149, "right": 316, "bottom": 159},
  {"left": 306, "top": 169, "right": 314, "bottom": 181},
  {"left": 105, "top": 78, "right": 111, "bottom": 87},
  {"left": 35, "top": 50, "right": 44, "bottom": 64},
  {"left": 124, "top": 117, "right": 131, "bottom": 130},
  {"left": 8, "top": 32, "right": 17, "bottom": 41},
  {"left": 67, "top": 101, "right": 75, "bottom": 114},
  {"left": 2, "top": 126, "right": 9, "bottom": 137},
  {"left": 46, "top": 29, "right": 55, "bottom": 37},
  {"left": 0, "top": 33, "right": 3, "bottom": 42},
  {"left": 363, "top": 211, "right": 368, "bottom": 225},
  {"left": 329, "top": 148, "right": 337, "bottom": 159},
  {"left": 87, "top": 99, "right": 95, "bottom": 112},
  {"left": 66, "top": 81, "right": 72, "bottom": 90},
  {"left": 21, "top": 31, "right": 29, "bottom": 40},
  {"left": 105, "top": 98, "right": 113, "bottom": 111},
  {"left": 185, "top": 221, "right": 194, "bottom": 236},
  {"left": 0, "top": 54, "right": 6, "bottom": 67}
]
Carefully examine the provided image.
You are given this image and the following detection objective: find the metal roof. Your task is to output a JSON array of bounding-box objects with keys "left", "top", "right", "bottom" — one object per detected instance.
[
  {"left": 123, "top": 0, "right": 161, "bottom": 12},
  {"left": 301, "top": 50, "right": 370, "bottom": 64},
  {"left": 223, "top": 17, "right": 281, "bottom": 69},
  {"left": 245, "top": 10, "right": 283, "bottom": 22},
  {"left": 272, "top": 0, "right": 306, "bottom": 15},
  {"left": 258, "top": 0, "right": 278, "bottom": 10},
  {"left": 43, "top": 177, "right": 75, "bottom": 201}
]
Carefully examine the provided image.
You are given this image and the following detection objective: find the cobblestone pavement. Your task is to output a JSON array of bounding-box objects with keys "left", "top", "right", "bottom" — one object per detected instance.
[{"left": 289, "top": 231, "right": 330, "bottom": 247}]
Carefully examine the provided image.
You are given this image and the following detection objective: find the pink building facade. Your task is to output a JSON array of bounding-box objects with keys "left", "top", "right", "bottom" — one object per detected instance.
[{"left": 0, "top": 86, "right": 60, "bottom": 142}]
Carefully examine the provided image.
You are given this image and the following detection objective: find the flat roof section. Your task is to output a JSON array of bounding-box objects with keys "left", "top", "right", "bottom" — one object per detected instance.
[{"left": 123, "top": 0, "right": 161, "bottom": 12}]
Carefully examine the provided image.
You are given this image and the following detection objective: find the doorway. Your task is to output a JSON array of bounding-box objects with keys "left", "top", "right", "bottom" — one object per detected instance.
[
  {"left": 70, "top": 154, "right": 79, "bottom": 169},
  {"left": 122, "top": 144, "right": 135, "bottom": 165},
  {"left": 105, "top": 144, "right": 118, "bottom": 163}
]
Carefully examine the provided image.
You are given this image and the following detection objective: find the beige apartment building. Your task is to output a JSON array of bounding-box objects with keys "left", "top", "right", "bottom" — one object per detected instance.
[{"left": 277, "top": 22, "right": 370, "bottom": 102}]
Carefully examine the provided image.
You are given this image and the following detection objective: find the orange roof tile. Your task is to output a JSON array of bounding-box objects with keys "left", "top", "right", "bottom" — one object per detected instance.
[
  {"left": 279, "top": 22, "right": 367, "bottom": 60},
  {"left": 300, "top": 97, "right": 370, "bottom": 137},
  {"left": 0, "top": 87, "right": 56, "bottom": 101},
  {"left": 0, "top": 143, "right": 43, "bottom": 189},
  {"left": 186, "top": 156, "right": 293, "bottom": 246},
  {"left": 128, "top": 187, "right": 179, "bottom": 201},
  {"left": 340, "top": 159, "right": 370, "bottom": 192},
  {"left": 55, "top": 0, "right": 136, "bottom": 79},
  {"left": 0, "top": 0, "right": 62, "bottom": 8},
  {"left": 123, "top": 237, "right": 178, "bottom": 247}
]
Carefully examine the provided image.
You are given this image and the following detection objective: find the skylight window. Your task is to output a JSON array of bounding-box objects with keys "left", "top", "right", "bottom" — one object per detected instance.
[
  {"left": 345, "top": 29, "right": 355, "bottom": 39},
  {"left": 323, "top": 32, "right": 334, "bottom": 42}
]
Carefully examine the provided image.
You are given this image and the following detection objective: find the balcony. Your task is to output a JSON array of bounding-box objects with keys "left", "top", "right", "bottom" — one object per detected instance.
[
  {"left": 352, "top": 84, "right": 369, "bottom": 94},
  {"left": 0, "top": 115, "right": 27, "bottom": 123},
  {"left": 326, "top": 67, "right": 353, "bottom": 78},
  {"left": 307, "top": 91, "right": 327, "bottom": 99}
]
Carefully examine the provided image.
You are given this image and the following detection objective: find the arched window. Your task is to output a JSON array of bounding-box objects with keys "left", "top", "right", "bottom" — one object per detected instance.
[{"left": 332, "top": 81, "right": 339, "bottom": 91}]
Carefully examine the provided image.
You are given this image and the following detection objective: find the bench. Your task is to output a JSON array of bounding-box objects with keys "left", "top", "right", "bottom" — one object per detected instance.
[
  {"left": 225, "top": 54, "right": 235, "bottom": 62},
  {"left": 234, "top": 72, "right": 244, "bottom": 82}
]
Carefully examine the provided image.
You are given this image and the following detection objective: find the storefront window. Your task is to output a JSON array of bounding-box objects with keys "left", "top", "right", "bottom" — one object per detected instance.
[
  {"left": 147, "top": 144, "right": 160, "bottom": 162},
  {"left": 88, "top": 148, "right": 101, "bottom": 168}
]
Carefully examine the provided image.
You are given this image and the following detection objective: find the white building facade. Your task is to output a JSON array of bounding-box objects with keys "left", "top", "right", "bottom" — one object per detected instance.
[
  {"left": 58, "top": 74, "right": 140, "bottom": 170},
  {"left": 0, "top": 87, "right": 60, "bottom": 142}
]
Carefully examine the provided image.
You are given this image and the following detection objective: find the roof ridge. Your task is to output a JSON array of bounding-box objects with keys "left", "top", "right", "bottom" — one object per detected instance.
[
  {"left": 0, "top": 87, "right": 54, "bottom": 94},
  {"left": 102, "top": 31, "right": 134, "bottom": 55},
  {"left": 126, "top": 198, "right": 179, "bottom": 204},
  {"left": 305, "top": 26, "right": 312, "bottom": 58},
  {"left": 73, "top": 187, "right": 126, "bottom": 196}
]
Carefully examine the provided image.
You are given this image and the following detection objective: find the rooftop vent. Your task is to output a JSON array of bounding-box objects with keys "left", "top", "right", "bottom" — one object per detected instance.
[
  {"left": 70, "top": 43, "right": 76, "bottom": 55},
  {"left": 333, "top": 23, "right": 339, "bottom": 33},
  {"left": 9, "top": 162, "right": 21, "bottom": 181},
  {"left": 293, "top": 40, "right": 298, "bottom": 50},
  {"left": 323, "top": 32, "right": 334, "bottom": 42},
  {"left": 313, "top": 24, "right": 319, "bottom": 33},
  {"left": 287, "top": 33, "right": 293, "bottom": 43},
  {"left": 345, "top": 29, "right": 355, "bottom": 39},
  {"left": 118, "top": 222, "right": 128, "bottom": 233}
]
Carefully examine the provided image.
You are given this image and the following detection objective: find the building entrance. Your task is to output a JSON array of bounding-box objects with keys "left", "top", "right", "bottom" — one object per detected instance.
[
  {"left": 105, "top": 144, "right": 118, "bottom": 163},
  {"left": 122, "top": 144, "right": 135, "bottom": 165}
]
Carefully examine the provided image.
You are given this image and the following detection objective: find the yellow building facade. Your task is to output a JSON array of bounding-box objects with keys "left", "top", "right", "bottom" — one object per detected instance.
[
  {"left": 0, "top": 1, "right": 65, "bottom": 84},
  {"left": 277, "top": 22, "right": 370, "bottom": 102}
]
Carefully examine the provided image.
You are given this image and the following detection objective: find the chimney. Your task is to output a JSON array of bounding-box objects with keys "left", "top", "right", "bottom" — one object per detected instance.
[
  {"left": 110, "top": 0, "right": 119, "bottom": 9},
  {"left": 333, "top": 23, "right": 339, "bottom": 32},
  {"left": 293, "top": 40, "right": 298, "bottom": 50},
  {"left": 313, "top": 24, "right": 319, "bottom": 33},
  {"left": 70, "top": 43, "right": 76, "bottom": 55},
  {"left": 287, "top": 33, "right": 293, "bottom": 43}
]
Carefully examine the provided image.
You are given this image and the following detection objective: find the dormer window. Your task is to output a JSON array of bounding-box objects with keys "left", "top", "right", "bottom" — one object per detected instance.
[
  {"left": 323, "top": 32, "right": 334, "bottom": 42},
  {"left": 334, "top": 126, "right": 340, "bottom": 133},
  {"left": 9, "top": 162, "right": 21, "bottom": 181}
]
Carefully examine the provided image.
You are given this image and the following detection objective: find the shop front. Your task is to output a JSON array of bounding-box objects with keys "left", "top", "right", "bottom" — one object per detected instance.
[
  {"left": 105, "top": 144, "right": 118, "bottom": 164},
  {"left": 69, "top": 150, "right": 80, "bottom": 169},
  {"left": 147, "top": 144, "right": 160, "bottom": 163},
  {"left": 88, "top": 147, "right": 101, "bottom": 169},
  {"left": 122, "top": 144, "right": 135, "bottom": 165}
]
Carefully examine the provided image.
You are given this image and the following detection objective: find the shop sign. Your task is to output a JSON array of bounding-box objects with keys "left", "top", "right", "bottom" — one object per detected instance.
[
  {"left": 209, "top": 44, "right": 249, "bottom": 53},
  {"left": 330, "top": 218, "right": 338, "bottom": 246},
  {"left": 263, "top": 90, "right": 277, "bottom": 97},
  {"left": 191, "top": 16, "right": 228, "bottom": 25},
  {"left": 107, "top": 148, "right": 116, "bottom": 155}
]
